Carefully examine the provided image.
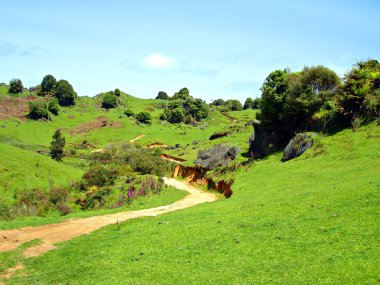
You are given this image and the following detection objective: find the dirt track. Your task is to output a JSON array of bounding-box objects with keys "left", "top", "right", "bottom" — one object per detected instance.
[{"left": 0, "top": 178, "right": 216, "bottom": 258}]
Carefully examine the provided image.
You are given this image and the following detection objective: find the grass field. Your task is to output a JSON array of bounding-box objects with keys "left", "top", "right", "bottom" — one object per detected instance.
[{"left": 3, "top": 123, "right": 379, "bottom": 284}]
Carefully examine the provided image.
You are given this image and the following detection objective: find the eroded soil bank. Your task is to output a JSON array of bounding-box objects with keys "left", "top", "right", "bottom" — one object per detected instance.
[{"left": 172, "top": 164, "right": 233, "bottom": 197}]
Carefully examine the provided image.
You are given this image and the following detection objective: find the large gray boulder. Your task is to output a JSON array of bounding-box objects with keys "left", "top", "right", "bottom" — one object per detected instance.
[
  {"left": 248, "top": 120, "right": 279, "bottom": 158},
  {"left": 282, "top": 133, "right": 314, "bottom": 162},
  {"left": 194, "top": 144, "right": 241, "bottom": 171}
]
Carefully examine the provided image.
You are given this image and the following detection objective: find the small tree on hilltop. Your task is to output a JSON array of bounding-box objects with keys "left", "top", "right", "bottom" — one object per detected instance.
[
  {"left": 156, "top": 91, "right": 169, "bottom": 100},
  {"left": 114, "top": 88, "right": 121, "bottom": 97},
  {"left": 9, "top": 79, "right": 23, "bottom": 94},
  {"left": 102, "top": 92, "right": 118, "bottom": 109},
  {"left": 50, "top": 129, "right": 66, "bottom": 161},
  {"left": 54, "top": 80, "right": 76, "bottom": 106},
  {"left": 41, "top": 74, "right": 57, "bottom": 95},
  {"left": 243, "top": 97, "right": 254, "bottom": 110}
]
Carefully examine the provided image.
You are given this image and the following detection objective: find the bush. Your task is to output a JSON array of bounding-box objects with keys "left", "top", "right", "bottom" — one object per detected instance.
[
  {"left": 124, "top": 109, "right": 134, "bottom": 117},
  {"left": 56, "top": 203, "right": 72, "bottom": 215},
  {"left": 156, "top": 91, "right": 169, "bottom": 100},
  {"left": 135, "top": 111, "right": 152, "bottom": 124},
  {"left": 82, "top": 165, "right": 119, "bottom": 188},
  {"left": 49, "top": 187, "right": 69, "bottom": 205},
  {"left": 54, "top": 79, "right": 76, "bottom": 106},
  {"left": 16, "top": 188, "right": 50, "bottom": 216},
  {"left": 114, "top": 88, "right": 121, "bottom": 97},
  {"left": 243, "top": 97, "right": 254, "bottom": 110},
  {"left": 102, "top": 92, "right": 118, "bottom": 109},
  {"left": 0, "top": 199, "right": 10, "bottom": 219},
  {"left": 28, "top": 100, "right": 49, "bottom": 120},
  {"left": 9, "top": 78, "right": 23, "bottom": 94},
  {"left": 225, "top": 99, "right": 243, "bottom": 111},
  {"left": 48, "top": 97, "right": 60, "bottom": 115}
]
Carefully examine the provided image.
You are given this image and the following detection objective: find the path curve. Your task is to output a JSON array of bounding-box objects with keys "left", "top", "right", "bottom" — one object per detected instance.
[{"left": 0, "top": 178, "right": 216, "bottom": 258}]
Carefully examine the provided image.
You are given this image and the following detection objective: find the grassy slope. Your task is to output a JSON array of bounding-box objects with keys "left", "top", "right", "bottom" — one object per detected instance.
[
  {"left": 0, "top": 143, "right": 83, "bottom": 203},
  {"left": 7, "top": 124, "right": 380, "bottom": 284}
]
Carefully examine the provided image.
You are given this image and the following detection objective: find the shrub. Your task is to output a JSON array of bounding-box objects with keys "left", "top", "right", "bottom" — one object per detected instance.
[
  {"left": 49, "top": 187, "right": 69, "bottom": 205},
  {"left": 156, "top": 91, "right": 169, "bottom": 100},
  {"left": 102, "top": 92, "right": 118, "bottom": 109},
  {"left": 0, "top": 199, "right": 10, "bottom": 219},
  {"left": 124, "top": 109, "right": 134, "bottom": 117},
  {"left": 225, "top": 99, "right": 243, "bottom": 111},
  {"left": 82, "top": 165, "right": 118, "bottom": 188},
  {"left": 243, "top": 97, "right": 254, "bottom": 110},
  {"left": 56, "top": 203, "right": 72, "bottom": 215},
  {"left": 16, "top": 188, "right": 50, "bottom": 216},
  {"left": 9, "top": 78, "right": 23, "bottom": 94},
  {"left": 114, "top": 88, "right": 121, "bottom": 97},
  {"left": 28, "top": 101, "right": 49, "bottom": 120},
  {"left": 135, "top": 111, "right": 152, "bottom": 124},
  {"left": 54, "top": 79, "right": 76, "bottom": 106},
  {"left": 48, "top": 97, "right": 60, "bottom": 115}
]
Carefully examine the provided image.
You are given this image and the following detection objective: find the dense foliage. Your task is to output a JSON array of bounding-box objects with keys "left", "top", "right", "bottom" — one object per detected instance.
[
  {"left": 28, "top": 100, "right": 49, "bottom": 120},
  {"left": 9, "top": 78, "right": 23, "bottom": 94},
  {"left": 102, "top": 92, "right": 118, "bottom": 109},
  {"left": 156, "top": 91, "right": 169, "bottom": 100},
  {"left": 41, "top": 74, "right": 57, "bottom": 95},
  {"left": 48, "top": 97, "right": 60, "bottom": 115},
  {"left": 54, "top": 80, "right": 77, "bottom": 106},
  {"left": 135, "top": 111, "right": 152, "bottom": 124},
  {"left": 160, "top": 88, "right": 209, "bottom": 124},
  {"left": 49, "top": 129, "right": 66, "bottom": 161}
]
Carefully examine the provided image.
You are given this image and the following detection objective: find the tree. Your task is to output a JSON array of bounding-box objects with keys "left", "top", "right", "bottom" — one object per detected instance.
[
  {"left": 114, "top": 88, "right": 121, "bottom": 97},
  {"left": 172, "top": 87, "right": 191, "bottom": 100},
  {"left": 135, "top": 111, "right": 152, "bottom": 124},
  {"left": 28, "top": 101, "right": 49, "bottom": 120},
  {"left": 41, "top": 74, "right": 57, "bottom": 95},
  {"left": 48, "top": 97, "right": 60, "bottom": 115},
  {"left": 49, "top": 129, "right": 65, "bottom": 161},
  {"left": 54, "top": 80, "right": 76, "bottom": 106},
  {"left": 156, "top": 91, "right": 169, "bottom": 100},
  {"left": 102, "top": 92, "right": 118, "bottom": 109},
  {"left": 225, "top": 99, "right": 243, "bottom": 111},
  {"left": 9, "top": 79, "right": 23, "bottom": 94},
  {"left": 252, "top": 98, "right": 261, "bottom": 109},
  {"left": 210, "top": 99, "right": 225, "bottom": 106},
  {"left": 243, "top": 97, "right": 254, "bottom": 110}
]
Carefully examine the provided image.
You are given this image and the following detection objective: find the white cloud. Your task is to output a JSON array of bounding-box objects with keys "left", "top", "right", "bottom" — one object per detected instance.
[{"left": 139, "top": 53, "right": 179, "bottom": 70}]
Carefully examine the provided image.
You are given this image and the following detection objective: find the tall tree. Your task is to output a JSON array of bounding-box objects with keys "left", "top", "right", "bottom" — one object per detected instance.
[
  {"left": 49, "top": 129, "right": 66, "bottom": 161},
  {"left": 54, "top": 80, "right": 76, "bottom": 106},
  {"left": 41, "top": 74, "right": 57, "bottom": 95}
]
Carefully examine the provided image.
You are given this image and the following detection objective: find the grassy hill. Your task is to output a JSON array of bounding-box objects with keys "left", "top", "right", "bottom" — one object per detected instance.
[
  {"left": 3, "top": 123, "right": 378, "bottom": 284},
  {"left": 0, "top": 89, "right": 379, "bottom": 284}
]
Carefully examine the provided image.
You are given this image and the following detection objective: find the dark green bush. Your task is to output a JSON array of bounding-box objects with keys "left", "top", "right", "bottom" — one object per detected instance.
[
  {"left": 9, "top": 78, "right": 23, "bottom": 94},
  {"left": 156, "top": 91, "right": 169, "bottom": 100},
  {"left": 48, "top": 97, "right": 60, "bottom": 115},
  {"left": 28, "top": 100, "right": 49, "bottom": 120},
  {"left": 114, "top": 88, "right": 121, "bottom": 97},
  {"left": 82, "top": 165, "right": 119, "bottom": 188},
  {"left": 124, "top": 109, "right": 134, "bottom": 117},
  {"left": 102, "top": 92, "right": 118, "bottom": 109},
  {"left": 41, "top": 74, "right": 57, "bottom": 95},
  {"left": 135, "top": 111, "right": 152, "bottom": 124},
  {"left": 54, "top": 79, "right": 76, "bottom": 106}
]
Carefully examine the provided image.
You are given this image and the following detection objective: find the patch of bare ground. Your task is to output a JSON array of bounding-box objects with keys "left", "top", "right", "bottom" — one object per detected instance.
[
  {"left": 70, "top": 116, "right": 122, "bottom": 134},
  {"left": 0, "top": 96, "right": 39, "bottom": 120}
]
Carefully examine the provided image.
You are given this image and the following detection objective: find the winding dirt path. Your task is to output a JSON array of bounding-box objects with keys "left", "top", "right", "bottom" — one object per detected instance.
[
  {"left": 129, "top": 134, "right": 145, "bottom": 143},
  {"left": 0, "top": 178, "right": 216, "bottom": 258}
]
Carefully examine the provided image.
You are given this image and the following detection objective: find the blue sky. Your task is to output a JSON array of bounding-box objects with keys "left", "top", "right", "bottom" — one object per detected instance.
[{"left": 1, "top": 0, "right": 379, "bottom": 102}]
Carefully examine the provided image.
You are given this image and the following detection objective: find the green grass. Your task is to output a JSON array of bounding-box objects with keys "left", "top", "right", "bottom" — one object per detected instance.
[
  {"left": 0, "top": 143, "right": 83, "bottom": 204},
  {"left": 5, "top": 124, "right": 380, "bottom": 284}
]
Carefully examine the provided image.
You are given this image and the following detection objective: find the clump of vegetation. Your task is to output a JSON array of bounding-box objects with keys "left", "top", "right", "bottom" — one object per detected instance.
[
  {"left": 160, "top": 88, "right": 209, "bottom": 124},
  {"left": 124, "top": 109, "right": 134, "bottom": 117},
  {"left": 40, "top": 74, "right": 57, "bottom": 96},
  {"left": 28, "top": 100, "right": 49, "bottom": 120},
  {"left": 81, "top": 165, "right": 119, "bottom": 188},
  {"left": 102, "top": 92, "right": 118, "bottom": 109},
  {"left": 135, "top": 111, "right": 152, "bottom": 124},
  {"left": 156, "top": 91, "right": 169, "bottom": 100},
  {"left": 9, "top": 78, "right": 23, "bottom": 94},
  {"left": 48, "top": 97, "right": 60, "bottom": 115},
  {"left": 243, "top": 97, "right": 261, "bottom": 110},
  {"left": 54, "top": 79, "right": 77, "bottom": 106},
  {"left": 49, "top": 129, "right": 66, "bottom": 161},
  {"left": 114, "top": 88, "right": 121, "bottom": 97}
]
